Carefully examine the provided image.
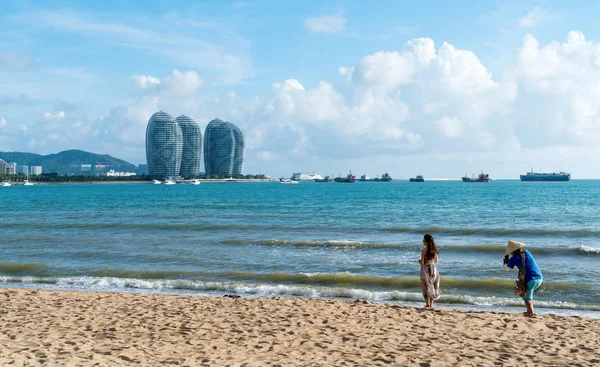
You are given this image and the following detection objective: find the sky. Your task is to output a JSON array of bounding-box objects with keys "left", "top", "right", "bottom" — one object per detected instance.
[{"left": 2, "top": 0, "right": 600, "bottom": 179}]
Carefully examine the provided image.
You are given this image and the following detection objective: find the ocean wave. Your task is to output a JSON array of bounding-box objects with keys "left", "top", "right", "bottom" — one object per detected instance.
[
  {"left": 1, "top": 268, "right": 594, "bottom": 293},
  {"left": 217, "top": 238, "right": 600, "bottom": 256},
  {"left": 0, "top": 261, "right": 48, "bottom": 274},
  {"left": 220, "top": 239, "right": 372, "bottom": 248},
  {"left": 4, "top": 221, "right": 330, "bottom": 232},
  {"left": 1, "top": 275, "right": 599, "bottom": 312},
  {"left": 10, "top": 220, "right": 600, "bottom": 239},
  {"left": 383, "top": 226, "right": 600, "bottom": 238},
  {"left": 579, "top": 245, "right": 600, "bottom": 254}
]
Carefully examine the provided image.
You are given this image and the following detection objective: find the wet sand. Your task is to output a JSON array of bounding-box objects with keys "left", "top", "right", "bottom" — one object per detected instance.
[{"left": 0, "top": 288, "right": 598, "bottom": 366}]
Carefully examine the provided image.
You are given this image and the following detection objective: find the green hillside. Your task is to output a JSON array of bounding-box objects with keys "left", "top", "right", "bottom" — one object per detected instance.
[{"left": 0, "top": 149, "right": 137, "bottom": 174}]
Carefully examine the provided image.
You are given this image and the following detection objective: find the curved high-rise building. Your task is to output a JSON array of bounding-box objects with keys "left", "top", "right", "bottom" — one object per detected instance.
[
  {"left": 176, "top": 115, "right": 202, "bottom": 178},
  {"left": 229, "top": 122, "right": 245, "bottom": 176},
  {"left": 145, "top": 111, "right": 183, "bottom": 178},
  {"left": 203, "top": 118, "right": 235, "bottom": 176}
]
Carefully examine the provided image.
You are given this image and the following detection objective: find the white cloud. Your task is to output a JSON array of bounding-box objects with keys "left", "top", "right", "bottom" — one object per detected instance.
[
  {"left": 164, "top": 70, "right": 203, "bottom": 95},
  {"left": 130, "top": 70, "right": 202, "bottom": 96},
  {"left": 256, "top": 151, "right": 276, "bottom": 160},
  {"left": 519, "top": 6, "right": 548, "bottom": 28},
  {"left": 423, "top": 101, "right": 446, "bottom": 114},
  {"left": 17, "top": 10, "right": 253, "bottom": 83},
  {"left": 434, "top": 42, "right": 497, "bottom": 94},
  {"left": 351, "top": 51, "right": 415, "bottom": 91},
  {"left": 511, "top": 31, "right": 600, "bottom": 146},
  {"left": 407, "top": 38, "right": 436, "bottom": 65},
  {"left": 131, "top": 74, "right": 161, "bottom": 89},
  {"left": 0, "top": 118, "right": 6, "bottom": 127},
  {"left": 338, "top": 66, "right": 353, "bottom": 80},
  {"left": 304, "top": 15, "right": 347, "bottom": 34},
  {"left": 43, "top": 111, "right": 65, "bottom": 120},
  {"left": 436, "top": 116, "right": 462, "bottom": 137}
]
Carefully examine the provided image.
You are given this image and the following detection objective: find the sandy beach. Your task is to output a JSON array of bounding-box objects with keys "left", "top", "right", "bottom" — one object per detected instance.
[{"left": 0, "top": 289, "right": 598, "bottom": 366}]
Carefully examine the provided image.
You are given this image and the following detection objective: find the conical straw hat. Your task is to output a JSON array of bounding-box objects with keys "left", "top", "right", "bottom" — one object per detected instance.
[{"left": 505, "top": 240, "right": 525, "bottom": 256}]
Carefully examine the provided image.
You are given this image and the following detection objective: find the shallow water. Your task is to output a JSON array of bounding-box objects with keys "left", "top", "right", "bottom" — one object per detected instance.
[{"left": 1, "top": 180, "right": 598, "bottom": 316}]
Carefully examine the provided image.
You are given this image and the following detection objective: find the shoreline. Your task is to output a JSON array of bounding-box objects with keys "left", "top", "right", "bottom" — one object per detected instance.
[
  {"left": 1, "top": 288, "right": 599, "bottom": 366},
  {"left": 3, "top": 282, "right": 599, "bottom": 319},
  {"left": 8, "top": 179, "right": 274, "bottom": 185}
]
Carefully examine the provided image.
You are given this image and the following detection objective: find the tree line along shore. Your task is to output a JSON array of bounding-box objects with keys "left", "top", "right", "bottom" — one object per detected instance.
[{"left": 0, "top": 173, "right": 269, "bottom": 183}]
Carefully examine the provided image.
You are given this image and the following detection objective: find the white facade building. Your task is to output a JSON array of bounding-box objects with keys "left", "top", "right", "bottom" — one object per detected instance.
[
  {"left": 106, "top": 169, "right": 136, "bottom": 177},
  {"left": 30, "top": 166, "right": 43, "bottom": 175},
  {"left": 17, "top": 165, "right": 29, "bottom": 175}
]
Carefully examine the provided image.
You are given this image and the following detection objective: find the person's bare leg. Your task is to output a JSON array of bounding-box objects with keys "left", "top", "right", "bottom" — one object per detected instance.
[{"left": 525, "top": 300, "right": 534, "bottom": 315}]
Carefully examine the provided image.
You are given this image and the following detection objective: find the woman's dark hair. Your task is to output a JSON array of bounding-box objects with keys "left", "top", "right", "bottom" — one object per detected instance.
[
  {"left": 423, "top": 234, "right": 439, "bottom": 261},
  {"left": 511, "top": 248, "right": 523, "bottom": 256}
]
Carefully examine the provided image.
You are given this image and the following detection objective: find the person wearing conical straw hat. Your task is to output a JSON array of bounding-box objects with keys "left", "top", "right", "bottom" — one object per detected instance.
[{"left": 503, "top": 240, "right": 543, "bottom": 317}]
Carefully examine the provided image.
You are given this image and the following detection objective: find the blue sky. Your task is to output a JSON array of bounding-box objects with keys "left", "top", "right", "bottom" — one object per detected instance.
[{"left": 2, "top": 0, "right": 600, "bottom": 178}]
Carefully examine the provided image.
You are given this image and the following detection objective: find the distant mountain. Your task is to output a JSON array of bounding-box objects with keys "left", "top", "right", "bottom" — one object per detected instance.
[{"left": 0, "top": 149, "right": 137, "bottom": 174}]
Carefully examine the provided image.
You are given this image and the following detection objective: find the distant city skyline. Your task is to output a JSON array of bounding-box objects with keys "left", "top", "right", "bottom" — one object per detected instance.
[
  {"left": 145, "top": 112, "right": 244, "bottom": 178},
  {"left": 2, "top": 1, "right": 600, "bottom": 178}
]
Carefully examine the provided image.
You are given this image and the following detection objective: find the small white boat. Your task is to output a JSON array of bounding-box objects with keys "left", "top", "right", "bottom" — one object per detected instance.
[
  {"left": 164, "top": 179, "right": 176, "bottom": 185},
  {"left": 279, "top": 178, "right": 298, "bottom": 184},
  {"left": 1, "top": 182, "right": 11, "bottom": 187},
  {"left": 191, "top": 179, "right": 201, "bottom": 185},
  {"left": 152, "top": 179, "right": 162, "bottom": 185},
  {"left": 23, "top": 172, "right": 34, "bottom": 185}
]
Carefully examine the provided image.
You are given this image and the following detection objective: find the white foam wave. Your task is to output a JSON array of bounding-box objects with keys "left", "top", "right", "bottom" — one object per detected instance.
[
  {"left": 579, "top": 245, "right": 600, "bottom": 254},
  {"left": 2, "top": 275, "right": 599, "bottom": 312},
  {"left": 324, "top": 240, "right": 363, "bottom": 245}
]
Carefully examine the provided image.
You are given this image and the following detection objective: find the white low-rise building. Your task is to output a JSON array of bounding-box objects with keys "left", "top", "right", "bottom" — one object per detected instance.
[{"left": 106, "top": 169, "right": 136, "bottom": 177}]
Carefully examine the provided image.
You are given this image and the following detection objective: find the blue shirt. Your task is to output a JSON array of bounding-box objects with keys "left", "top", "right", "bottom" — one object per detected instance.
[{"left": 507, "top": 249, "right": 543, "bottom": 282}]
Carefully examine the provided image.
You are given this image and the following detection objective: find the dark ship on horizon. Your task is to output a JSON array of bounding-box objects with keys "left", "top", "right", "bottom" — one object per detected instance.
[
  {"left": 314, "top": 175, "right": 332, "bottom": 183},
  {"left": 358, "top": 173, "right": 392, "bottom": 182},
  {"left": 334, "top": 171, "right": 356, "bottom": 183},
  {"left": 462, "top": 172, "right": 490, "bottom": 182},
  {"left": 520, "top": 169, "right": 570, "bottom": 181},
  {"left": 409, "top": 175, "right": 424, "bottom": 182}
]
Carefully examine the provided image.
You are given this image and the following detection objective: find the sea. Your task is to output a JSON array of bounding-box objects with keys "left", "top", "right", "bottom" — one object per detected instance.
[{"left": 1, "top": 180, "right": 599, "bottom": 317}]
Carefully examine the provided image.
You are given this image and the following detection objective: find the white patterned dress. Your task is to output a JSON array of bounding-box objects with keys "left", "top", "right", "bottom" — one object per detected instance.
[{"left": 420, "top": 260, "right": 441, "bottom": 300}]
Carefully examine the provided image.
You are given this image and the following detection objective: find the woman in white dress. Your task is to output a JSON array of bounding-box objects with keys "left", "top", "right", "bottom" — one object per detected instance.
[{"left": 419, "top": 234, "right": 441, "bottom": 308}]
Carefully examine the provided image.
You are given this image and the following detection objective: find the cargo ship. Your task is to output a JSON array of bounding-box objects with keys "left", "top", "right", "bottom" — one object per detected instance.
[
  {"left": 409, "top": 175, "right": 424, "bottom": 182},
  {"left": 358, "top": 173, "right": 392, "bottom": 182},
  {"left": 334, "top": 171, "right": 356, "bottom": 183},
  {"left": 462, "top": 172, "right": 490, "bottom": 182},
  {"left": 314, "top": 176, "right": 332, "bottom": 183},
  {"left": 520, "top": 170, "right": 570, "bottom": 181}
]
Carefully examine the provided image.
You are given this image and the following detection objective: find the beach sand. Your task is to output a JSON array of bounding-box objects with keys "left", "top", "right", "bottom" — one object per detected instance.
[{"left": 0, "top": 289, "right": 598, "bottom": 366}]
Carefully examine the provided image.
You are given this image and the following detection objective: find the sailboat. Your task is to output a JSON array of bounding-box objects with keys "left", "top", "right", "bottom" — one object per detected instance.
[{"left": 23, "top": 171, "right": 34, "bottom": 186}]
